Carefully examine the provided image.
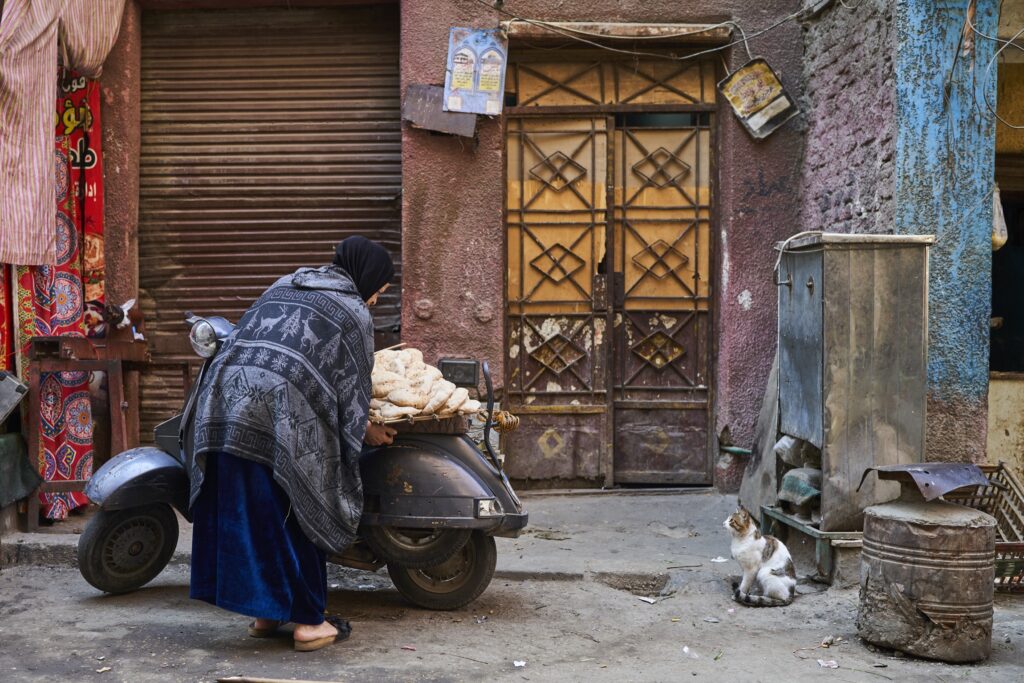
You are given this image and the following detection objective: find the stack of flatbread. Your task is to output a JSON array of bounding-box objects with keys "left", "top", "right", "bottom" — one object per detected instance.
[{"left": 370, "top": 348, "right": 482, "bottom": 423}]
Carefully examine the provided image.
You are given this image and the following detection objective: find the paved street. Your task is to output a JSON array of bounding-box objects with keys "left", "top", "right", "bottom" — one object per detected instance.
[{"left": 1, "top": 492, "right": 1022, "bottom": 682}]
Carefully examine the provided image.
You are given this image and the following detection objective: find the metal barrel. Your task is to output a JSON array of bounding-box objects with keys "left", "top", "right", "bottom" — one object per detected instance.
[{"left": 857, "top": 500, "right": 996, "bottom": 663}]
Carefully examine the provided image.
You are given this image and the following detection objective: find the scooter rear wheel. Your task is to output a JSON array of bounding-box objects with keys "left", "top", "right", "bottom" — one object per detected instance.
[
  {"left": 364, "top": 525, "right": 471, "bottom": 569},
  {"left": 77, "top": 504, "right": 178, "bottom": 594},
  {"left": 387, "top": 531, "right": 497, "bottom": 610}
]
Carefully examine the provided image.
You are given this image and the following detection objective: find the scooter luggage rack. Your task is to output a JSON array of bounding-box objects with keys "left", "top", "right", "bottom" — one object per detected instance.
[
  {"left": 373, "top": 409, "right": 519, "bottom": 429},
  {"left": 371, "top": 411, "right": 476, "bottom": 426}
]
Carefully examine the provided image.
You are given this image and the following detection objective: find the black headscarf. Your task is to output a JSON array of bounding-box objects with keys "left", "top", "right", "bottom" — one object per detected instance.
[{"left": 333, "top": 236, "right": 395, "bottom": 302}]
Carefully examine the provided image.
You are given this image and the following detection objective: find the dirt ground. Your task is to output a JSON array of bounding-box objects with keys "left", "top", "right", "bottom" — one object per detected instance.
[{"left": 0, "top": 563, "right": 1021, "bottom": 682}]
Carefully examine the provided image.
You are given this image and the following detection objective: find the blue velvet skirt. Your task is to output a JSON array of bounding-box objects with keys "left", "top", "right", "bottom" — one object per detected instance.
[{"left": 189, "top": 451, "right": 327, "bottom": 625}]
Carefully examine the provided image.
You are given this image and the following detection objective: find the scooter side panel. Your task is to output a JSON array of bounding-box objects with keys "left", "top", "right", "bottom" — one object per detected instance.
[
  {"left": 85, "top": 447, "right": 191, "bottom": 519},
  {"left": 396, "top": 434, "right": 527, "bottom": 519},
  {"left": 360, "top": 444, "right": 494, "bottom": 528}
]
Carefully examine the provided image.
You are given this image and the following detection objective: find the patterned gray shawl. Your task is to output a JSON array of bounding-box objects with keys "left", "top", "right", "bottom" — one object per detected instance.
[{"left": 190, "top": 265, "right": 373, "bottom": 555}]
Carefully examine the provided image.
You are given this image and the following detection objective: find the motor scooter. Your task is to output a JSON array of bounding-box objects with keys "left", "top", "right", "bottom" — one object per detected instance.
[{"left": 77, "top": 313, "right": 527, "bottom": 610}]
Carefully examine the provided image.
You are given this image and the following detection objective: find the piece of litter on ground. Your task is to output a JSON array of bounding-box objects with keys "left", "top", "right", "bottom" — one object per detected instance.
[
  {"left": 476, "top": 615, "right": 488, "bottom": 624},
  {"left": 727, "top": 608, "right": 735, "bottom": 614},
  {"left": 513, "top": 661, "right": 526, "bottom": 668},
  {"left": 638, "top": 596, "right": 658, "bottom": 604},
  {"left": 683, "top": 646, "right": 699, "bottom": 660},
  {"left": 714, "top": 651, "right": 723, "bottom": 661},
  {"left": 820, "top": 635, "right": 836, "bottom": 648},
  {"left": 95, "top": 656, "right": 105, "bottom": 661},
  {"left": 401, "top": 645, "right": 416, "bottom": 651},
  {"left": 671, "top": 618, "right": 681, "bottom": 623},
  {"left": 873, "top": 664, "right": 888, "bottom": 669},
  {"left": 702, "top": 617, "right": 720, "bottom": 624},
  {"left": 817, "top": 659, "right": 839, "bottom": 669},
  {"left": 96, "top": 667, "right": 112, "bottom": 674},
  {"left": 710, "top": 556, "right": 729, "bottom": 563}
]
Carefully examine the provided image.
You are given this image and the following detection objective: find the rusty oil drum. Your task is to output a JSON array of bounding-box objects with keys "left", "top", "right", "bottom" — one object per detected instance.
[{"left": 857, "top": 500, "right": 996, "bottom": 662}]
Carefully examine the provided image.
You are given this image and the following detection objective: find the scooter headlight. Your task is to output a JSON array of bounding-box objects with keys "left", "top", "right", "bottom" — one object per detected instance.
[
  {"left": 475, "top": 498, "right": 503, "bottom": 518},
  {"left": 189, "top": 319, "right": 218, "bottom": 358}
]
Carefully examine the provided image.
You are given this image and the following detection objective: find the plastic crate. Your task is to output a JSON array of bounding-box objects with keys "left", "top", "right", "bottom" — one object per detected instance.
[{"left": 945, "top": 463, "right": 1024, "bottom": 593}]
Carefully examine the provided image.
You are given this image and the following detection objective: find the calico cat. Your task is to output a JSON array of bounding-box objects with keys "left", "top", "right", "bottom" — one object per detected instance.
[{"left": 724, "top": 507, "right": 797, "bottom": 607}]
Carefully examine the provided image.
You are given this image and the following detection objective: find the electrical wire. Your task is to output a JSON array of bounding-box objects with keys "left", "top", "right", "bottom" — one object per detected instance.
[
  {"left": 967, "top": 12, "right": 1024, "bottom": 129},
  {"left": 472, "top": 0, "right": 806, "bottom": 65}
]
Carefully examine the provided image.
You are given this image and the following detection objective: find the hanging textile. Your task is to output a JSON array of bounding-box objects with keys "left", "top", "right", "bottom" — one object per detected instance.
[
  {"left": 0, "top": 265, "right": 11, "bottom": 373},
  {"left": 59, "top": 72, "right": 106, "bottom": 336},
  {"left": 13, "top": 70, "right": 105, "bottom": 520},
  {"left": 0, "top": 0, "right": 126, "bottom": 265}
]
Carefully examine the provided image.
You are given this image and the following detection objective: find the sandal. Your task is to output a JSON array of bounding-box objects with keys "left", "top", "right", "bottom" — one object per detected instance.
[
  {"left": 247, "top": 620, "right": 285, "bottom": 638},
  {"left": 294, "top": 616, "right": 352, "bottom": 652}
]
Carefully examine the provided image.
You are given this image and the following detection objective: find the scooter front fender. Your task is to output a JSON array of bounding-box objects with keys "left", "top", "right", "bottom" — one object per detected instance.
[
  {"left": 360, "top": 443, "right": 499, "bottom": 530},
  {"left": 85, "top": 447, "right": 191, "bottom": 520}
]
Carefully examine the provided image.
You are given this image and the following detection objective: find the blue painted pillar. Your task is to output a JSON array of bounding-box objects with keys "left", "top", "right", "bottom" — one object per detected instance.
[{"left": 894, "top": 0, "right": 998, "bottom": 462}]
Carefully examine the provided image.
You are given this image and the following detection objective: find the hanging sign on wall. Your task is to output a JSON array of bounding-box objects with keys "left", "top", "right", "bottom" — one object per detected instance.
[
  {"left": 718, "top": 58, "right": 799, "bottom": 139},
  {"left": 443, "top": 27, "right": 508, "bottom": 116}
]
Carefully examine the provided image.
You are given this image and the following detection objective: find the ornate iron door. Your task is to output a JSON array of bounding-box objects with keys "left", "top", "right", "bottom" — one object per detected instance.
[
  {"left": 504, "top": 57, "right": 715, "bottom": 486},
  {"left": 612, "top": 118, "right": 713, "bottom": 484}
]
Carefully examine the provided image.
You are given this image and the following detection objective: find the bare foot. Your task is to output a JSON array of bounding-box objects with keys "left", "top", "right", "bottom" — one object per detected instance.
[{"left": 294, "top": 620, "right": 338, "bottom": 643}]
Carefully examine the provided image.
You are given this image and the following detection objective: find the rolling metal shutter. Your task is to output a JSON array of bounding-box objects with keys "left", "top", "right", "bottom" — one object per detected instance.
[{"left": 138, "top": 5, "right": 401, "bottom": 438}]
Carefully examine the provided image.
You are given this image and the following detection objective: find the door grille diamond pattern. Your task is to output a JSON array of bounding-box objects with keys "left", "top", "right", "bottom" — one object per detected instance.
[
  {"left": 631, "top": 330, "right": 685, "bottom": 370},
  {"left": 530, "top": 333, "right": 586, "bottom": 374},
  {"left": 632, "top": 238, "right": 689, "bottom": 280},
  {"left": 530, "top": 151, "right": 587, "bottom": 192},
  {"left": 530, "top": 243, "right": 586, "bottom": 284},
  {"left": 631, "top": 147, "right": 690, "bottom": 189}
]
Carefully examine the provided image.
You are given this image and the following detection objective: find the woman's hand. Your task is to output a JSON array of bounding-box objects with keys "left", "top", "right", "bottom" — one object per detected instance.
[{"left": 364, "top": 422, "right": 398, "bottom": 446}]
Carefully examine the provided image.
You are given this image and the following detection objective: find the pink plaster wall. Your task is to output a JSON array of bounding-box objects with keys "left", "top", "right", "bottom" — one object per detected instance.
[{"left": 400, "top": 0, "right": 805, "bottom": 453}]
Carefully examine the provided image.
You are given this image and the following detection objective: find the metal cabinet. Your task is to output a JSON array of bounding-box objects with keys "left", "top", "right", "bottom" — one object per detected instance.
[{"left": 777, "top": 233, "right": 934, "bottom": 531}]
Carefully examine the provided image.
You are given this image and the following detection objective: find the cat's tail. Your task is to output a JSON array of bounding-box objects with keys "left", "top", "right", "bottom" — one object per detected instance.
[{"left": 733, "top": 588, "right": 793, "bottom": 607}]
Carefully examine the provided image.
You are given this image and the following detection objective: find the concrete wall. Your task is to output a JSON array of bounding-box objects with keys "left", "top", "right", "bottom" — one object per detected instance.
[
  {"left": 401, "top": 0, "right": 805, "bottom": 455},
  {"left": 987, "top": 375, "right": 1024, "bottom": 482},
  {"left": 893, "top": 0, "right": 999, "bottom": 463},
  {"left": 800, "top": 0, "right": 895, "bottom": 234},
  {"left": 800, "top": 0, "right": 999, "bottom": 463}
]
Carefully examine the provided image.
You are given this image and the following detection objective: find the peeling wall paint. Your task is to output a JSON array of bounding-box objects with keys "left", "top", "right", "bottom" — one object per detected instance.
[{"left": 894, "top": 0, "right": 998, "bottom": 462}]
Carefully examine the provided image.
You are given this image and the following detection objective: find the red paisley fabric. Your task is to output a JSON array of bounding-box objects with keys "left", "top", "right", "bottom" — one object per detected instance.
[{"left": 12, "top": 72, "right": 105, "bottom": 520}]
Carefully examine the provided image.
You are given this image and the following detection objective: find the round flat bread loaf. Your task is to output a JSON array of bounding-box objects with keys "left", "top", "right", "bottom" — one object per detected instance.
[
  {"left": 398, "top": 348, "right": 424, "bottom": 367},
  {"left": 387, "top": 387, "right": 429, "bottom": 410},
  {"left": 373, "top": 377, "right": 409, "bottom": 400},
  {"left": 444, "top": 387, "right": 469, "bottom": 414},
  {"left": 423, "top": 380, "right": 456, "bottom": 415},
  {"left": 459, "top": 399, "right": 482, "bottom": 415},
  {"left": 379, "top": 404, "right": 419, "bottom": 420}
]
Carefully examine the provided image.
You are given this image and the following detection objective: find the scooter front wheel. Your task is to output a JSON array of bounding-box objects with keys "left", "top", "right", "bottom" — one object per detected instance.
[
  {"left": 77, "top": 504, "right": 179, "bottom": 594},
  {"left": 387, "top": 531, "right": 497, "bottom": 610}
]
